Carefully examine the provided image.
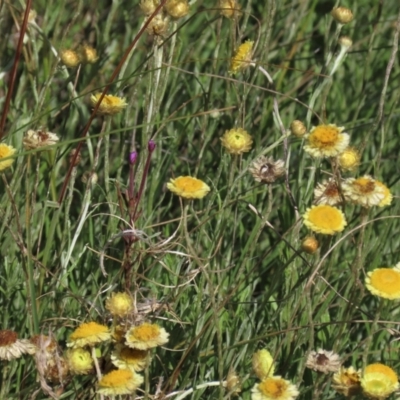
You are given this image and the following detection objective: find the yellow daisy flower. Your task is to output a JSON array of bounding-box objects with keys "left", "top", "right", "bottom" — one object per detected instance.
[
  {"left": 375, "top": 180, "right": 392, "bottom": 207},
  {"left": 305, "top": 349, "right": 341, "bottom": 374},
  {"left": 167, "top": 176, "right": 210, "bottom": 199},
  {"left": 303, "top": 205, "right": 347, "bottom": 235},
  {"left": 229, "top": 41, "right": 254, "bottom": 74},
  {"left": 0, "top": 330, "right": 36, "bottom": 360},
  {"left": 125, "top": 323, "right": 169, "bottom": 350},
  {"left": 337, "top": 147, "right": 360, "bottom": 171},
  {"left": 221, "top": 128, "right": 253, "bottom": 155},
  {"left": 360, "top": 363, "right": 399, "bottom": 399},
  {"left": 342, "top": 175, "right": 385, "bottom": 207},
  {"left": 90, "top": 93, "right": 127, "bottom": 115},
  {"left": 0, "top": 144, "right": 16, "bottom": 171},
  {"left": 332, "top": 366, "right": 362, "bottom": 397},
  {"left": 365, "top": 264, "right": 400, "bottom": 300},
  {"left": 313, "top": 179, "right": 342, "bottom": 206},
  {"left": 66, "top": 348, "right": 93, "bottom": 375},
  {"left": 251, "top": 376, "right": 299, "bottom": 400},
  {"left": 111, "top": 345, "right": 150, "bottom": 372},
  {"left": 97, "top": 369, "right": 144, "bottom": 396},
  {"left": 67, "top": 322, "right": 111, "bottom": 348},
  {"left": 23, "top": 129, "right": 59, "bottom": 150},
  {"left": 304, "top": 124, "right": 349, "bottom": 158},
  {"left": 106, "top": 292, "right": 133, "bottom": 318},
  {"left": 252, "top": 349, "right": 275, "bottom": 380}
]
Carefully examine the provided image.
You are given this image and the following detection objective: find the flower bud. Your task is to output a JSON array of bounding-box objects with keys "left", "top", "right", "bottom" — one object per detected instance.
[
  {"left": 338, "top": 36, "right": 353, "bottom": 49},
  {"left": 148, "top": 140, "right": 156, "bottom": 152},
  {"left": 60, "top": 49, "right": 81, "bottom": 68},
  {"left": 252, "top": 349, "right": 275, "bottom": 380},
  {"left": 301, "top": 236, "right": 319, "bottom": 254},
  {"left": 331, "top": 7, "right": 354, "bottom": 24},
  {"left": 129, "top": 151, "right": 138, "bottom": 165},
  {"left": 290, "top": 120, "right": 307, "bottom": 138},
  {"left": 78, "top": 44, "right": 98, "bottom": 64},
  {"left": 165, "top": 0, "right": 189, "bottom": 19},
  {"left": 218, "top": 0, "right": 242, "bottom": 19}
]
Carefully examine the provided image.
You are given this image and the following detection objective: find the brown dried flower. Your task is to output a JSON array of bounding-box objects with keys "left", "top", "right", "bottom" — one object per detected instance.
[
  {"left": 306, "top": 349, "right": 341, "bottom": 374},
  {"left": 249, "top": 156, "right": 286, "bottom": 184}
]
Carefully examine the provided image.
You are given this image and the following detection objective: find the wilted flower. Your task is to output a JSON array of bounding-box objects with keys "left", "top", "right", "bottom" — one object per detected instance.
[
  {"left": 301, "top": 236, "right": 319, "bottom": 254},
  {"left": 249, "top": 156, "right": 285, "bottom": 184},
  {"left": 165, "top": 0, "right": 189, "bottom": 19},
  {"left": 306, "top": 349, "right": 341, "bottom": 374},
  {"left": 78, "top": 44, "right": 98, "bottom": 64},
  {"left": 332, "top": 366, "right": 361, "bottom": 397},
  {"left": 23, "top": 129, "right": 59, "bottom": 150},
  {"left": 365, "top": 264, "right": 400, "bottom": 300},
  {"left": 313, "top": 179, "right": 342, "bottom": 206},
  {"left": 331, "top": 7, "right": 354, "bottom": 24},
  {"left": 290, "top": 120, "right": 307, "bottom": 138},
  {"left": 224, "top": 368, "right": 241, "bottom": 395},
  {"left": 140, "top": 0, "right": 158, "bottom": 14},
  {"left": 145, "top": 13, "right": 170, "bottom": 36},
  {"left": 0, "top": 330, "right": 36, "bottom": 360},
  {"left": 111, "top": 345, "right": 150, "bottom": 372}
]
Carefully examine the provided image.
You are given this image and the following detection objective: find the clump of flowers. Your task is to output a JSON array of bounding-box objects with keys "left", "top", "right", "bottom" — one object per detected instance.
[
  {"left": 221, "top": 127, "right": 253, "bottom": 155},
  {"left": 342, "top": 175, "right": 387, "bottom": 208},
  {"left": 360, "top": 363, "right": 399, "bottom": 399},
  {"left": 106, "top": 292, "right": 134, "bottom": 317},
  {"left": 90, "top": 93, "right": 127, "bottom": 115},
  {"left": 229, "top": 41, "right": 254, "bottom": 74},
  {"left": 303, "top": 205, "right": 347, "bottom": 235},
  {"left": 313, "top": 179, "right": 342, "bottom": 206},
  {"left": 251, "top": 376, "right": 299, "bottom": 400},
  {"left": 332, "top": 366, "right": 362, "bottom": 397},
  {"left": 167, "top": 176, "right": 210, "bottom": 199},
  {"left": 304, "top": 124, "right": 349, "bottom": 158},
  {"left": 0, "top": 143, "right": 16, "bottom": 171},
  {"left": 59, "top": 49, "right": 81, "bottom": 68},
  {"left": 67, "top": 322, "right": 111, "bottom": 348},
  {"left": 97, "top": 369, "right": 144, "bottom": 396},
  {"left": 331, "top": 6, "right": 354, "bottom": 24},
  {"left": 306, "top": 349, "right": 341, "bottom": 374},
  {"left": 249, "top": 156, "right": 285, "bottom": 184},
  {"left": 0, "top": 330, "right": 36, "bottom": 360},
  {"left": 218, "top": 0, "right": 242, "bottom": 19},
  {"left": 365, "top": 264, "right": 400, "bottom": 300},
  {"left": 125, "top": 323, "right": 169, "bottom": 350},
  {"left": 337, "top": 146, "right": 360, "bottom": 171},
  {"left": 23, "top": 129, "right": 59, "bottom": 150}
]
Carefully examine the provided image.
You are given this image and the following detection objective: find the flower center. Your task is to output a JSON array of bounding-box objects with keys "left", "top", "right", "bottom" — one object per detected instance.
[
  {"left": 353, "top": 177, "right": 375, "bottom": 194},
  {"left": 133, "top": 324, "right": 160, "bottom": 341},
  {"left": 371, "top": 269, "right": 400, "bottom": 294},
  {"left": 310, "top": 125, "right": 340, "bottom": 147},
  {"left": 176, "top": 177, "right": 203, "bottom": 192},
  {"left": 101, "top": 370, "right": 132, "bottom": 387},
  {"left": 0, "top": 330, "right": 17, "bottom": 346},
  {"left": 71, "top": 322, "right": 108, "bottom": 339},
  {"left": 259, "top": 378, "right": 287, "bottom": 397},
  {"left": 309, "top": 206, "right": 343, "bottom": 230}
]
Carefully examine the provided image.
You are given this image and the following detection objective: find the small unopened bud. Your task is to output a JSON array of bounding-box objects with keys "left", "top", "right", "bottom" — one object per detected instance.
[
  {"left": 129, "top": 151, "right": 138, "bottom": 165},
  {"left": 60, "top": 49, "right": 81, "bottom": 68},
  {"left": 252, "top": 349, "right": 275, "bottom": 380},
  {"left": 145, "top": 14, "right": 170, "bottom": 36},
  {"left": 224, "top": 369, "right": 241, "bottom": 395},
  {"left": 148, "top": 140, "right": 156, "bottom": 152},
  {"left": 290, "top": 120, "right": 307, "bottom": 138},
  {"left": 338, "top": 36, "right": 353, "bottom": 50},
  {"left": 337, "top": 147, "right": 360, "bottom": 171},
  {"left": 165, "top": 0, "right": 189, "bottom": 19},
  {"left": 140, "top": 0, "right": 158, "bottom": 15},
  {"left": 302, "top": 236, "right": 319, "bottom": 254},
  {"left": 78, "top": 44, "right": 98, "bottom": 64},
  {"left": 218, "top": 0, "right": 242, "bottom": 19},
  {"left": 331, "top": 7, "right": 354, "bottom": 25}
]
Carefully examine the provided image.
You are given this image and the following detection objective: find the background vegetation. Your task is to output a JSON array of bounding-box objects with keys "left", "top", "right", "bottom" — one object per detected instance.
[{"left": 0, "top": 0, "right": 400, "bottom": 398}]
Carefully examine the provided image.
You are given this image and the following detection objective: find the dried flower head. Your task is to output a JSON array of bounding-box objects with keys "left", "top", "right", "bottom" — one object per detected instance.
[
  {"left": 332, "top": 366, "right": 362, "bottom": 397},
  {"left": 306, "top": 349, "right": 341, "bottom": 374},
  {"left": 301, "top": 236, "right": 319, "bottom": 254},
  {"left": 97, "top": 369, "right": 144, "bottom": 396},
  {"left": 165, "top": 0, "right": 189, "bottom": 19},
  {"left": 249, "top": 156, "right": 285, "bottom": 184},
  {"left": 331, "top": 7, "right": 354, "bottom": 24},
  {"left": 304, "top": 124, "right": 350, "bottom": 158},
  {"left": 0, "top": 144, "right": 16, "bottom": 171},
  {"left": 342, "top": 176, "right": 385, "bottom": 208},
  {"left": 45, "top": 356, "right": 69, "bottom": 383},
  {"left": 111, "top": 345, "right": 150, "bottom": 372},
  {"left": 229, "top": 40, "right": 254, "bottom": 74},
  {"left": 78, "top": 44, "right": 98, "bottom": 64},
  {"left": 252, "top": 349, "right": 275, "bottom": 380},
  {"left": 221, "top": 128, "right": 253, "bottom": 155},
  {"left": 167, "top": 176, "right": 210, "bottom": 199},
  {"left": 313, "top": 179, "right": 342, "bottom": 206},
  {"left": 218, "top": 0, "right": 242, "bottom": 19},
  {"left": 90, "top": 93, "right": 127, "bottom": 116},
  {"left": 337, "top": 147, "right": 360, "bottom": 171},
  {"left": 360, "top": 363, "right": 399, "bottom": 399},
  {"left": 60, "top": 49, "right": 81, "bottom": 68},
  {"left": 251, "top": 376, "right": 299, "bottom": 400},
  {"left": 290, "top": 120, "right": 307, "bottom": 138},
  {"left": 67, "top": 322, "right": 111, "bottom": 348},
  {"left": 365, "top": 264, "right": 400, "bottom": 300},
  {"left": 23, "top": 129, "right": 59, "bottom": 150},
  {"left": 125, "top": 323, "right": 169, "bottom": 350},
  {"left": 303, "top": 205, "right": 347, "bottom": 235},
  {"left": 0, "top": 330, "right": 36, "bottom": 360},
  {"left": 224, "top": 368, "right": 241, "bottom": 395},
  {"left": 145, "top": 13, "right": 170, "bottom": 36},
  {"left": 30, "top": 334, "right": 58, "bottom": 355},
  {"left": 106, "top": 292, "right": 134, "bottom": 318},
  {"left": 66, "top": 348, "right": 93, "bottom": 375}
]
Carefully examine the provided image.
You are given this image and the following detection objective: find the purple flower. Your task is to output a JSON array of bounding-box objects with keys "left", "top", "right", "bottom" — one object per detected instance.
[
  {"left": 129, "top": 151, "right": 138, "bottom": 165},
  {"left": 148, "top": 140, "right": 156, "bottom": 152}
]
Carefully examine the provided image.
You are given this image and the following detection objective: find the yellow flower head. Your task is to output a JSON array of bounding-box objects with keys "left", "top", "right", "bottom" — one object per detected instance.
[
  {"left": 90, "top": 93, "right": 127, "bottom": 115},
  {"left": 361, "top": 363, "right": 399, "bottom": 399},
  {"left": 331, "top": 7, "right": 354, "bottom": 24},
  {"left": 251, "top": 376, "right": 299, "bottom": 400},
  {"left": 305, "top": 349, "right": 341, "bottom": 374},
  {"left": 165, "top": 0, "right": 189, "bottom": 19},
  {"left": 66, "top": 348, "right": 93, "bottom": 375},
  {"left": 125, "top": 323, "right": 169, "bottom": 350},
  {"left": 218, "top": 0, "right": 242, "bottom": 19},
  {"left": 365, "top": 264, "right": 400, "bottom": 300},
  {"left": 111, "top": 345, "right": 150, "bottom": 372},
  {"left": 0, "top": 330, "right": 36, "bottom": 360},
  {"left": 342, "top": 175, "right": 385, "bottom": 208},
  {"left": 337, "top": 146, "right": 360, "bottom": 171},
  {"left": 301, "top": 236, "right": 319, "bottom": 254},
  {"left": 23, "top": 129, "right": 59, "bottom": 150},
  {"left": 60, "top": 49, "right": 81, "bottom": 68},
  {"left": 0, "top": 144, "right": 16, "bottom": 171},
  {"left": 252, "top": 349, "right": 275, "bottom": 380},
  {"left": 78, "top": 44, "right": 99, "bottom": 64},
  {"left": 303, "top": 205, "right": 347, "bottom": 235},
  {"left": 106, "top": 292, "right": 133, "bottom": 318},
  {"left": 229, "top": 41, "right": 254, "bottom": 74},
  {"left": 332, "top": 366, "right": 362, "bottom": 397},
  {"left": 313, "top": 179, "right": 342, "bottom": 206},
  {"left": 221, "top": 128, "right": 253, "bottom": 155},
  {"left": 167, "top": 176, "right": 210, "bottom": 199},
  {"left": 304, "top": 124, "right": 349, "bottom": 158},
  {"left": 140, "top": 0, "right": 158, "bottom": 14},
  {"left": 97, "top": 369, "right": 144, "bottom": 396},
  {"left": 375, "top": 180, "right": 392, "bottom": 207},
  {"left": 67, "top": 322, "right": 111, "bottom": 348}
]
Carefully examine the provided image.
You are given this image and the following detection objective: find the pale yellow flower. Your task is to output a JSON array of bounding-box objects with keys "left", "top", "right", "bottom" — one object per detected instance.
[
  {"left": 218, "top": 0, "right": 242, "bottom": 19},
  {"left": 251, "top": 376, "right": 299, "bottom": 400},
  {"left": 67, "top": 322, "right": 111, "bottom": 348},
  {"left": 165, "top": 0, "right": 189, "bottom": 19},
  {"left": 90, "top": 93, "right": 127, "bottom": 115},
  {"left": 125, "top": 323, "right": 169, "bottom": 350},
  {"left": 230, "top": 41, "right": 254, "bottom": 74},
  {"left": 365, "top": 264, "right": 400, "bottom": 300},
  {"left": 106, "top": 292, "right": 133, "bottom": 317},
  {"left": 375, "top": 180, "right": 392, "bottom": 207},
  {"left": 60, "top": 49, "right": 81, "bottom": 68},
  {"left": 221, "top": 128, "right": 253, "bottom": 155},
  {"left": 66, "top": 348, "right": 93, "bottom": 375},
  {"left": 97, "top": 369, "right": 143, "bottom": 396},
  {"left": 360, "top": 363, "right": 399, "bottom": 399},
  {"left": 252, "top": 349, "right": 275, "bottom": 380},
  {"left": 303, "top": 205, "right": 347, "bottom": 235},
  {"left": 331, "top": 7, "right": 354, "bottom": 24},
  {"left": 167, "top": 176, "right": 210, "bottom": 199},
  {"left": 342, "top": 176, "right": 385, "bottom": 207},
  {"left": 337, "top": 147, "right": 360, "bottom": 171},
  {"left": 0, "top": 144, "right": 16, "bottom": 171}
]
